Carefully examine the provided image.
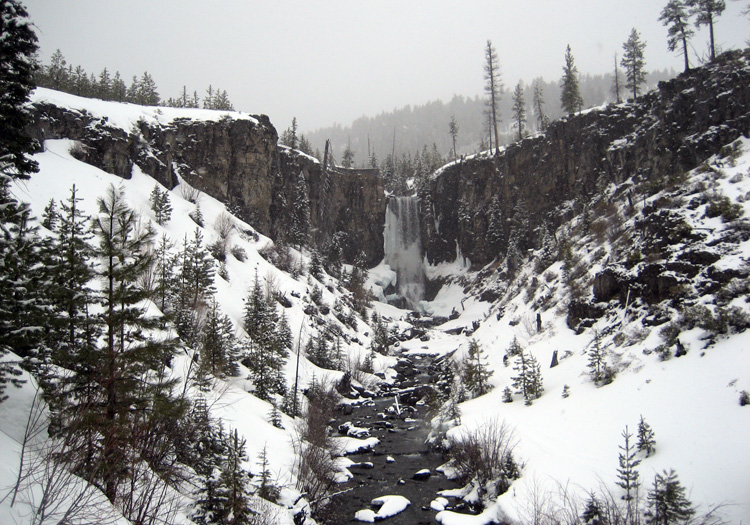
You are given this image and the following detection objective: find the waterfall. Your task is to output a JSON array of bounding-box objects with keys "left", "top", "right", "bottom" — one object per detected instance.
[{"left": 384, "top": 196, "right": 425, "bottom": 310}]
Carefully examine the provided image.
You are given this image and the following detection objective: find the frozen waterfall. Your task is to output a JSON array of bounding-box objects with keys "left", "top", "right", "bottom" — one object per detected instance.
[{"left": 383, "top": 196, "right": 425, "bottom": 310}]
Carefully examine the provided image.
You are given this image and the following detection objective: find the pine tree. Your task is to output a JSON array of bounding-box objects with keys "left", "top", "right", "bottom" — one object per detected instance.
[
  {"left": 612, "top": 53, "right": 623, "bottom": 104},
  {"left": 621, "top": 28, "right": 647, "bottom": 100},
  {"left": 581, "top": 494, "right": 606, "bottom": 524},
  {"left": 484, "top": 40, "right": 503, "bottom": 156},
  {"left": 342, "top": 142, "right": 355, "bottom": 168},
  {"left": 97, "top": 67, "right": 111, "bottom": 99},
  {"left": 268, "top": 403, "right": 284, "bottom": 429},
  {"left": 502, "top": 386, "right": 513, "bottom": 403},
  {"left": 41, "top": 198, "right": 59, "bottom": 230},
  {"left": 0, "top": 0, "right": 39, "bottom": 179},
  {"left": 136, "top": 71, "right": 160, "bottom": 105},
  {"left": 190, "top": 400, "right": 227, "bottom": 525},
  {"left": 149, "top": 184, "right": 172, "bottom": 225},
  {"left": 532, "top": 80, "right": 548, "bottom": 132},
  {"left": 646, "top": 469, "right": 695, "bottom": 524},
  {"left": 0, "top": 175, "right": 44, "bottom": 398},
  {"left": 637, "top": 415, "right": 656, "bottom": 457},
  {"left": 462, "top": 339, "right": 493, "bottom": 397},
  {"left": 587, "top": 331, "right": 608, "bottom": 383},
  {"left": 217, "top": 429, "right": 253, "bottom": 524},
  {"left": 254, "top": 444, "right": 280, "bottom": 502},
  {"left": 686, "top": 0, "right": 725, "bottom": 61},
  {"left": 289, "top": 171, "right": 310, "bottom": 248},
  {"left": 512, "top": 349, "right": 543, "bottom": 403},
  {"left": 92, "top": 184, "right": 183, "bottom": 501},
  {"left": 511, "top": 80, "right": 527, "bottom": 141},
  {"left": 560, "top": 44, "right": 583, "bottom": 115},
  {"left": 660, "top": 0, "right": 695, "bottom": 72},
  {"left": 44, "top": 185, "right": 99, "bottom": 394},
  {"left": 200, "top": 299, "right": 240, "bottom": 380},
  {"left": 616, "top": 426, "right": 642, "bottom": 507},
  {"left": 190, "top": 203, "right": 204, "bottom": 226},
  {"left": 485, "top": 194, "right": 505, "bottom": 256},
  {"left": 448, "top": 115, "right": 459, "bottom": 160}
]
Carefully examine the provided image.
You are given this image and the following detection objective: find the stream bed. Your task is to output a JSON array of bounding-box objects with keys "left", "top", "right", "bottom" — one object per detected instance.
[{"left": 322, "top": 354, "right": 468, "bottom": 524}]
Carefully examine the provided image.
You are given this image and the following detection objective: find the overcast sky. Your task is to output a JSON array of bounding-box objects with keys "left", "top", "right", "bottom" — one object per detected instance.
[{"left": 25, "top": 0, "right": 749, "bottom": 133}]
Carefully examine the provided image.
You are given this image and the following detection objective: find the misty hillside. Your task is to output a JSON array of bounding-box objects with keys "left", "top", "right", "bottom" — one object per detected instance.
[{"left": 304, "top": 69, "right": 675, "bottom": 167}]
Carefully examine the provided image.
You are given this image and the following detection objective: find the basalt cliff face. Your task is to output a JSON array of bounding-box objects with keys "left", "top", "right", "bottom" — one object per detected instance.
[
  {"left": 25, "top": 100, "right": 385, "bottom": 264},
  {"left": 420, "top": 49, "right": 750, "bottom": 268}
]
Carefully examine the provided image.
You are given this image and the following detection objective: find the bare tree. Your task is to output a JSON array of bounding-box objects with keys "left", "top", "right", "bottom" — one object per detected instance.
[{"left": 484, "top": 40, "right": 503, "bottom": 156}]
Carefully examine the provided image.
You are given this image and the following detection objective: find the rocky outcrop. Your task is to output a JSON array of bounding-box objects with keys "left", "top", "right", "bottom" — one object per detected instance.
[
  {"left": 421, "top": 49, "right": 750, "bottom": 267},
  {"left": 25, "top": 100, "right": 386, "bottom": 264}
]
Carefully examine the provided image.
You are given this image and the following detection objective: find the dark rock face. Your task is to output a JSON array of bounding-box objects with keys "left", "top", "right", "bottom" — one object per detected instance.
[
  {"left": 26, "top": 102, "right": 385, "bottom": 264},
  {"left": 421, "top": 50, "right": 750, "bottom": 267}
]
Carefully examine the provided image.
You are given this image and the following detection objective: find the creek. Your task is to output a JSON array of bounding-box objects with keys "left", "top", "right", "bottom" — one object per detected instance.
[{"left": 322, "top": 354, "right": 473, "bottom": 524}]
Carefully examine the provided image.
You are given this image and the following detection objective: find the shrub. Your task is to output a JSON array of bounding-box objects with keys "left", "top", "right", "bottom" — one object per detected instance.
[
  {"left": 231, "top": 245, "right": 247, "bottom": 262},
  {"left": 447, "top": 418, "right": 519, "bottom": 495},
  {"left": 740, "top": 390, "right": 749, "bottom": 406},
  {"left": 705, "top": 194, "right": 744, "bottom": 222}
]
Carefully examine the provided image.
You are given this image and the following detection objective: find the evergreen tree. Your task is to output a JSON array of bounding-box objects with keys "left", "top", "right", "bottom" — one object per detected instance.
[
  {"left": 149, "top": 184, "right": 172, "bottom": 225},
  {"left": 511, "top": 80, "right": 527, "bottom": 141},
  {"left": 560, "top": 44, "right": 583, "bottom": 115},
  {"left": 217, "top": 429, "right": 253, "bottom": 524},
  {"left": 153, "top": 234, "right": 176, "bottom": 314},
  {"left": 254, "top": 444, "right": 280, "bottom": 502},
  {"left": 512, "top": 349, "right": 544, "bottom": 403},
  {"left": 45, "top": 48, "right": 68, "bottom": 90},
  {"left": 637, "top": 415, "right": 656, "bottom": 457},
  {"left": 587, "top": 331, "right": 608, "bottom": 383},
  {"left": 616, "top": 426, "right": 642, "bottom": 508},
  {"left": 448, "top": 115, "right": 459, "bottom": 160},
  {"left": 200, "top": 299, "right": 240, "bottom": 380},
  {"left": 41, "top": 198, "right": 59, "bottom": 230},
  {"left": 97, "top": 67, "right": 111, "bottom": 99},
  {"left": 342, "top": 142, "right": 355, "bottom": 168},
  {"left": 621, "top": 28, "right": 648, "bottom": 100},
  {"left": 44, "top": 185, "right": 98, "bottom": 392},
  {"left": 462, "top": 339, "right": 493, "bottom": 397},
  {"left": 612, "top": 53, "right": 623, "bottom": 104},
  {"left": 646, "top": 469, "right": 695, "bottom": 525},
  {"left": 91, "top": 184, "right": 183, "bottom": 501},
  {"left": 660, "top": 0, "right": 695, "bottom": 72},
  {"left": 502, "top": 386, "right": 513, "bottom": 403},
  {"left": 289, "top": 171, "right": 310, "bottom": 248},
  {"left": 532, "top": 80, "right": 548, "bottom": 132},
  {"left": 370, "top": 312, "right": 390, "bottom": 355},
  {"left": 136, "top": 71, "right": 160, "bottom": 105},
  {"left": 484, "top": 40, "right": 503, "bottom": 155},
  {"left": 686, "top": 0, "right": 725, "bottom": 61},
  {"left": 243, "top": 272, "right": 288, "bottom": 400},
  {"left": 268, "top": 403, "right": 284, "bottom": 429},
  {"left": 110, "top": 71, "right": 127, "bottom": 101},
  {"left": 190, "top": 203, "right": 205, "bottom": 226},
  {"left": 0, "top": 175, "right": 46, "bottom": 397},
  {"left": 581, "top": 494, "right": 606, "bottom": 524},
  {"left": 0, "top": 0, "right": 39, "bottom": 179},
  {"left": 203, "top": 85, "right": 215, "bottom": 110},
  {"left": 485, "top": 194, "right": 505, "bottom": 256}
]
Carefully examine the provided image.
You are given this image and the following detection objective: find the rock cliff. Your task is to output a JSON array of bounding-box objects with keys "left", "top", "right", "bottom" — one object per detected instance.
[
  {"left": 420, "top": 49, "right": 750, "bottom": 267},
  {"left": 25, "top": 98, "right": 385, "bottom": 264}
]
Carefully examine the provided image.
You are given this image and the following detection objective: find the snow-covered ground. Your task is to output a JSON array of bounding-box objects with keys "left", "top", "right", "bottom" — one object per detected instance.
[{"left": 1, "top": 89, "right": 748, "bottom": 524}]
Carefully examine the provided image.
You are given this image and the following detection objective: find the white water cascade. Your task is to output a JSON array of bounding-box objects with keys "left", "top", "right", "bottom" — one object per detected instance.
[{"left": 383, "top": 196, "right": 425, "bottom": 310}]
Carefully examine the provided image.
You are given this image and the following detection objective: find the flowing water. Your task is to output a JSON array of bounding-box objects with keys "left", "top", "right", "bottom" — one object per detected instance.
[
  {"left": 383, "top": 196, "right": 425, "bottom": 310},
  {"left": 322, "top": 355, "right": 469, "bottom": 524}
]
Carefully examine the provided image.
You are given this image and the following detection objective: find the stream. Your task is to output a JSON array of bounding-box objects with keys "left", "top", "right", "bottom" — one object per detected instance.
[{"left": 322, "top": 354, "right": 469, "bottom": 524}]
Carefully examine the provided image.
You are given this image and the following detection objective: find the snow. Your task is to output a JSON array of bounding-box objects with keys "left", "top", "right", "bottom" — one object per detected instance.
[
  {"left": 5, "top": 89, "right": 750, "bottom": 524},
  {"left": 30, "top": 87, "right": 258, "bottom": 133},
  {"left": 354, "top": 495, "right": 411, "bottom": 521}
]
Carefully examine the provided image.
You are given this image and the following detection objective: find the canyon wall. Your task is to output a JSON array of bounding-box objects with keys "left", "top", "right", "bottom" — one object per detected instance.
[{"left": 420, "top": 49, "right": 750, "bottom": 267}]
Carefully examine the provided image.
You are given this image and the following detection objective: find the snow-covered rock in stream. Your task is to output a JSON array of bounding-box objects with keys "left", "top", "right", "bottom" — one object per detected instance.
[{"left": 354, "top": 495, "right": 411, "bottom": 522}]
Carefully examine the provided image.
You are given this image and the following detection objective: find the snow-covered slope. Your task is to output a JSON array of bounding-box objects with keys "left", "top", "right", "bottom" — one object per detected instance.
[
  {"left": 2, "top": 94, "right": 394, "bottom": 523},
  {"left": 406, "top": 138, "right": 750, "bottom": 524}
]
